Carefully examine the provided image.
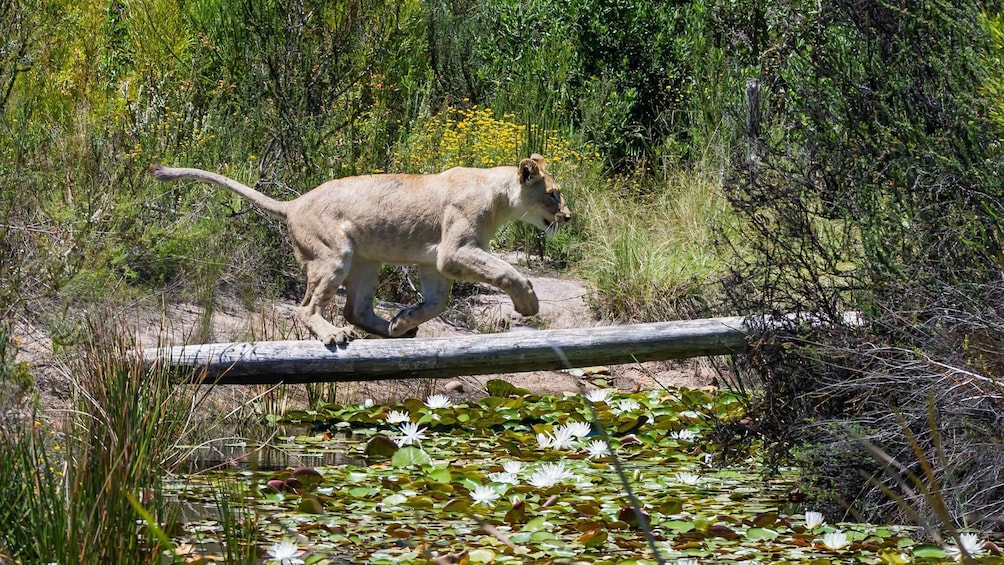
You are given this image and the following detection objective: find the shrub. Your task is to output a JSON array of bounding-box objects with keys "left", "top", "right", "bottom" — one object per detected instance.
[{"left": 721, "top": 0, "right": 1004, "bottom": 529}]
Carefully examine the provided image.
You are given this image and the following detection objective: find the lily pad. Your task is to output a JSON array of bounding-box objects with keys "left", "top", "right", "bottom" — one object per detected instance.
[{"left": 391, "top": 446, "right": 432, "bottom": 467}]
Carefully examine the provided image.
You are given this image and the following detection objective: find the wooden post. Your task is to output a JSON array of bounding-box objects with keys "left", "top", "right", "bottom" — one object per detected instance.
[{"left": 142, "top": 317, "right": 752, "bottom": 385}]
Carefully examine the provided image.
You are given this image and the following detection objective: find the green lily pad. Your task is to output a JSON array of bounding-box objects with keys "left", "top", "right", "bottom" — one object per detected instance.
[
  {"left": 746, "top": 527, "right": 780, "bottom": 540},
  {"left": 911, "top": 544, "right": 948, "bottom": 559},
  {"left": 391, "top": 445, "right": 432, "bottom": 467},
  {"left": 296, "top": 496, "right": 324, "bottom": 514}
]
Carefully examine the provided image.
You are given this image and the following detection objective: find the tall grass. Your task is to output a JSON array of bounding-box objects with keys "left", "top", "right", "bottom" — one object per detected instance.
[
  {"left": 579, "top": 165, "right": 733, "bottom": 321},
  {"left": 0, "top": 321, "right": 205, "bottom": 563}
]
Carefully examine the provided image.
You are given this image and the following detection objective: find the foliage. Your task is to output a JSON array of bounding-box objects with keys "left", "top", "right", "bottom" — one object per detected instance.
[
  {"left": 0, "top": 323, "right": 202, "bottom": 563},
  {"left": 424, "top": 0, "right": 735, "bottom": 172},
  {"left": 580, "top": 168, "right": 731, "bottom": 322},
  {"left": 720, "top": 0, "right": 1004, "bottom": 529},
  {"left": 394, "top": 105, "right": 588, "bottom": 174}
]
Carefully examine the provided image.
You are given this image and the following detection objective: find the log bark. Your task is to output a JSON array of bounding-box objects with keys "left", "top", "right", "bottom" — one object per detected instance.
[{"left": 142, "top": 316, "right": 752, "bottom": 385}]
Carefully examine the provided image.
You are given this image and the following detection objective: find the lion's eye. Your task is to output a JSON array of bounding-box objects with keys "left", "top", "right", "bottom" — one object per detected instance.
[{"left": 548, "top": 192, "right": 560, "bottom": 203}]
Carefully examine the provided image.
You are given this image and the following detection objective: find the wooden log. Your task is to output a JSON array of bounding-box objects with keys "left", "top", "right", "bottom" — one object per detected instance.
[{"left": 142, "top": 316, "right": 752, "bottom": 385}]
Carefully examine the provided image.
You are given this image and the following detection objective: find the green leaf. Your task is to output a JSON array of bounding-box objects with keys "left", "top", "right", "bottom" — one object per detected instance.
[
  {"left": 486, "top": 379, "right": 532, "bottom": 397},
  {"left": 523, "top": 516, "right": 549, "bottom": 532},
  {"left": 426, "top": 467, "right": 452, "bottom": 483},
  {"left": 391, "top": 446, "right": 432, "bottom": 467},
  {"left": 381, "top": 493, "right": 408, "bottom": 507},
  {"left": 296, "top": 496, "right": 324, "bottom": 514},
  {"left": 911, "top": 544, "right": 948, "bottom": 559},
  {"left": 666, "top": 519, "right": 695, "bottom": 533},
  {"left": 468, "top": 548, "right": 495, "bottom": 562},
  {"left": 746, "top": 527, "right": 779, "bottom": 540}
]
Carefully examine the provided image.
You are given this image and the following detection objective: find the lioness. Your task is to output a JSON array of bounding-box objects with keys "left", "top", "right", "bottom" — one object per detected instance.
[{"left": 149, "top": 155, "right": 571, "bottom": 345}]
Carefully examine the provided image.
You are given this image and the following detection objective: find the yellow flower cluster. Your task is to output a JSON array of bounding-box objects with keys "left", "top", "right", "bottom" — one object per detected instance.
[{"left": 394, "top": 106, "right": 587, "bottom": 173}]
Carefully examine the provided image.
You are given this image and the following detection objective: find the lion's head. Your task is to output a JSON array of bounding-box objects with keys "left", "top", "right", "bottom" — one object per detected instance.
[{"left": 518, "top": 154, "right": 572, "bottom": 235}]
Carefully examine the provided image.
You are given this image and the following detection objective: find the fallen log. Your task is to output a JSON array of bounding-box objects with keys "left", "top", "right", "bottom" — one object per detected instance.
[{"left": 142, "top": 316, "right": 752, "bottom": 385}]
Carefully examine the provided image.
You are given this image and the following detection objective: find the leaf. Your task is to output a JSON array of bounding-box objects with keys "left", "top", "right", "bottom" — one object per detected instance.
[
  {"left": 746, "top": 527, "right": 779, "bottom": 540},
  {"left": 751, "top": 512, "right": 779, "bottom": 527},
  {"left": 504, "top": 498, "right": 527, "bottom": 524},
  {"left": 617, "top": 506, "right": 650, "bottom": 529},
  {"left": 391, "top": 445, "right": 432, "bottom": 467},
  {"left": 405, "top": 496, "right": 435, "bottom": 509},
  {"left": 381, "top": 493, "right": 408, "bottom": 507},
  {"left": 656, "top": 498, "right": 683, "bottom": 515},
  {"left": 665, "top": 519, "right": 696, "bottom": 533},
  {"left": 364, "top": 434, "right": 399, "bottom": 459},
  {"left": 706, "top": 524, "right": 740, "bottom": 540},
  {"left": 296, "top": 496, "right": 324, "bottom": 514},
  {"left": 486, "top": 379, "right": 531, "bottom": 397},
  {"left": 523, "top": 516, "right": 549, "bottom": 532},
  {"left": 577, "top": 528, "right": 608, "bottom": 548},
  {"left": 427, "top": 467, "right": 452, "bottom": 483},
  {"left": 911, "top": 544, "right": 948, "bottom": 559},
  {"left": 572, "top": 501, "right": 601, "bottom": 516},
  {"left": 444, "top": 499, "right": 472, "bottom": 513},
  {"left": 468, "top": 548, "right": 495, "bottom": 563},
  {"left": 292, "top": 467, "right": 323, "bottom": 488}
]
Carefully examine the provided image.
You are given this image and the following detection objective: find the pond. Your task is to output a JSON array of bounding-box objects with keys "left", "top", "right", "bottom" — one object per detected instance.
[{"left": 162, "top": 385, "right": 971, "bottom": 564}]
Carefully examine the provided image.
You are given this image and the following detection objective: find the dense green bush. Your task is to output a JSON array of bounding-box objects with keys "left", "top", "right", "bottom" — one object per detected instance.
[
  {"left": 721, "top": 0, "right": 1004, "bottom": 529},
  {"left": 424, "top": 0, "right": 738, "bottom": 172}
]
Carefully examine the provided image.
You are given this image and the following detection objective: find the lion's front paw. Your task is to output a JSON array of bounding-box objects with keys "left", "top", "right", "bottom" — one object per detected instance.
[{"left": 513, "top": 292, "right": 540, "bottom": 317}]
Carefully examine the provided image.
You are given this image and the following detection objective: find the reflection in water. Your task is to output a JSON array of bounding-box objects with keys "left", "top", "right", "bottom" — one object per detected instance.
[{"left": 176, "top": 426, "right": 367, "bottom": 472}]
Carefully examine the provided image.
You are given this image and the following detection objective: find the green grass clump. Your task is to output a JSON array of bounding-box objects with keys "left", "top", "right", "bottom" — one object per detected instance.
[
  {"left": 579, "top": 167, "right": 733, "bottom": 322},
  {"left": 0, "top": 325, "right": 196, "bottom": 563}
]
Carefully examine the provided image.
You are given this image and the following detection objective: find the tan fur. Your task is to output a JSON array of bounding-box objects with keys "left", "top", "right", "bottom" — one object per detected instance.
[{"left": 150, "top": 155, "right": 571, "bottom": 344}]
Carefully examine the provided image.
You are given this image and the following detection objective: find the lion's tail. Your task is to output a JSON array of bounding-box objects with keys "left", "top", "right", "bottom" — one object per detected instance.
[{"left": 149, "top": 164, "right": 288, "bottom": 220}]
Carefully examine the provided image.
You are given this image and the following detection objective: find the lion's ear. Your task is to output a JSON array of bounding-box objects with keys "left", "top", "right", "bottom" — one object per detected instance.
[
  {"left": 530, "top": 154, "right": 547, "bottom": 171},
  {"left": 518, "top": 157, "right": 541, "bottom": 184}
]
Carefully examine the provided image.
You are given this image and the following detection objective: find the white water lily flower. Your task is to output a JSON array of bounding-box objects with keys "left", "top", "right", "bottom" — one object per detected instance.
[
  {"left": 488, "top": 471, "right": 518, "bottom": 484},
  {"left": 536, "top": 432, "right": 554, "bottom": 449},
  {"left": 550, "top": 425, "right": 577, "bottom": 450},
  {"left": 503, "top": 461, "right": 523, "bottom": 474},
  {"left": 804, "top": 510, "right": 825, "bottom": 530},
  {"left": 361, "top": 398, "right": 374, "bottom": 408},
  {"left": 528, "top": 462, "right": 574, "bottom": 488},
  {"left": 563, "top": 421, "right": 592, "bottom": 438},
  {"left": 670, "top": 429, "right": 698, "bottom": 442},
  {"left": 612, "top": 398, "right": 640, "bottom": 414},
  {"left": 424, "top": 394, "right": 453, "bottom": 409},
  {"left": 584, "top": 388, "right": 611, "bottom": 403},
  {"left": 945, "top": 533, "right": 986, "bottom": 560},
  {"left": 676, "top": 559, "right": 699, "bottom": 565},
  {"left": 470, "top": 484, "right": 501, "bottom": 506},
  {"left": 395, "top": 422, "right": 428, "bottom": 446},
  {"left": 584, "top": 439, "right": 610, "bottom": 459},
  {"left": 674, "top": 472, "right": 701, "bottom": 485},
  {"left": 386, "top": 410, "right": 410, "bottom": 424},
  {"left": 266, "top": 540, "right": 305, "bottom": 565},
  {"left": 822, "top": 530, "right": 849, "bottom": 550}
]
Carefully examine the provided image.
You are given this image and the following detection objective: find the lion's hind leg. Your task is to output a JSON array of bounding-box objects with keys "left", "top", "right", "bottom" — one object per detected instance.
[{"left": 297, "top": 253, "right": 354, "bottom": 345}]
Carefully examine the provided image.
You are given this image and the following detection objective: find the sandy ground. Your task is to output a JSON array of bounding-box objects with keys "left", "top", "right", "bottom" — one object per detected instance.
[{"left": 11, "top": 263, "right": 717, "bottom": 413}]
